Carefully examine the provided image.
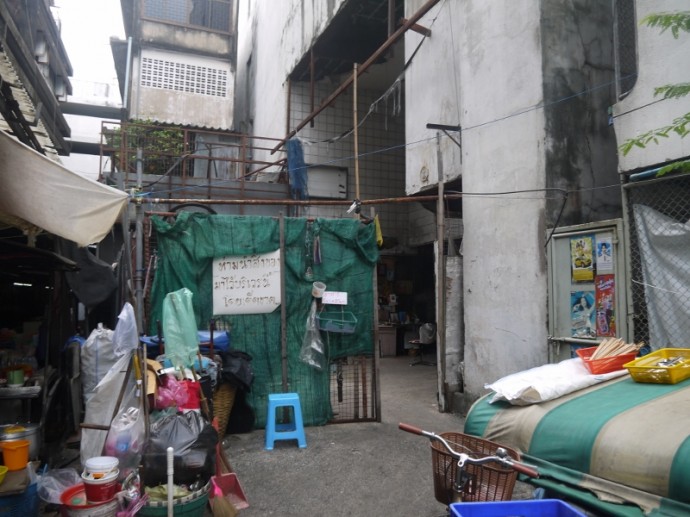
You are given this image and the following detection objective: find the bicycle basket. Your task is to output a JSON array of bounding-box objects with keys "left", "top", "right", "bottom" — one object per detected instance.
[{"left": 430, "top": 432, "right": 519, "bottom": 505}]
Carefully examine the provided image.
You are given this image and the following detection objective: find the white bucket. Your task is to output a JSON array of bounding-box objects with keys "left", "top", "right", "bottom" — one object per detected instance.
[
  {"left": 312, "top": 281, "right": 326, "bottom": 298},
  {"left": 84, "top": 456, "right": 119, "bottom": 478}
]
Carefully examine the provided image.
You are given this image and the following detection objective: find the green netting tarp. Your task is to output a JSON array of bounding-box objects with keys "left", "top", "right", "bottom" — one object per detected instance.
[{"left": 149, "top": 213, "right": 379, "bottom": 427}]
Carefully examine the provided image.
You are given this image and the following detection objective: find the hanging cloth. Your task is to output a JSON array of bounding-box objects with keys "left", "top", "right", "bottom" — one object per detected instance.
[
  {"left": 286, "top": 138, "right": 308, "bottom": 200},
  {"left": 374, "top": 215, "right": 384, "bottom": 248}
]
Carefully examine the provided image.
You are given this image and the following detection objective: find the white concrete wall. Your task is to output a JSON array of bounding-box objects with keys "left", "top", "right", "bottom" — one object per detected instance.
[
  {"left": 404, "top": 0, "right": 548, "bottom": 403},
  {"left": 613, "top": 0, "right": 690, "bottom": 172},
  {"left": 130, "top": 49, "right": 234, "bottom": 129},
  {"left": 404, "top": 1, "right": 462, "bottom": 193},
  {"left": 236, "top": 0, "right": 347, "bottom": 156}
]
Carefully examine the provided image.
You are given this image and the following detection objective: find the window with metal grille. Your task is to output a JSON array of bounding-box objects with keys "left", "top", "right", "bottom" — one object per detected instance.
[
  {"left": 142, "top": 0, "right": 231, "bottom": 33},
  {"left": 140, "top": 56, "right": 228, "bottom": 98},
  {"left": 614, "top": 0, "right": 637, "bottom": 98}
]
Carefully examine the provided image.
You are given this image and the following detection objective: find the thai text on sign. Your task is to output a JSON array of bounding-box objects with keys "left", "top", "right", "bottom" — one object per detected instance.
[{"left": 212, "top": 250, "right": 281, "bottom": 315}]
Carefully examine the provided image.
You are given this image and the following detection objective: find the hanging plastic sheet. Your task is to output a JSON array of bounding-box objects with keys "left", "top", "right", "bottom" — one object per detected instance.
[
  {"left": 162, "top": 287, "right": 199, "bottom": 369},
  {"left": 299, "top": 300, "right": 327, "bottom": 371}
]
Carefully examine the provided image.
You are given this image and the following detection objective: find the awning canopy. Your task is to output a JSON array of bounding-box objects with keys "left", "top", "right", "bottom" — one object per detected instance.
[{"left": 0, "top": 130, "right": 128, "bottom": 247}]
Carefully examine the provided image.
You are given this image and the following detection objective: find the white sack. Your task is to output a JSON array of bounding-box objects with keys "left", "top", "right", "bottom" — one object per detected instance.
[{"left": 485, "top": 357, "right": 627, "bottom": 406}]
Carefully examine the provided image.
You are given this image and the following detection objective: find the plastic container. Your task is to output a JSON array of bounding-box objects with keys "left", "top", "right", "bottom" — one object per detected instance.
[
  {"left": 450, "top": 499, "right": 586, "bottom": 516},
  {"left": 0, "top": 481, "right": 38, "bottom": 516},
  {"left": 0, "top": 439, "right": 29, "bottom": 471},
  {"left": 576, "top": 346, "right": 638, "bottom": 375},
  {"left": 81, "top": 469, "right": 119, "bottom": 503},
  {"left": 311, "top": 281, "right": 326, "bottom": 298},
  {"left": 623, "top": 348, "right": 690, "bottom": 384},
  {"left": 0, "top": 465, "right": 7, "bottom": 485},
  {"left": 211, "top": 472, "right": 249, "bottom": 510},
  {"left": 0, "top": 423, "right": 42, "bottom": 460},
  {"left": 84, "top": 456, "right": 119, "bottom": 478},
  {"left": 316, "top": 311, "right": 358, "bottom": 334},
  {"left": 135, "top": 482, "right": 209, "bottom": 516},
  {"left": 60, "top": 484, "right": 119, "bottom": 517}
]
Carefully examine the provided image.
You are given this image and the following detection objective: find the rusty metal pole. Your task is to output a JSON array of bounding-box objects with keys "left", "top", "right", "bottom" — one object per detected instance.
[{"left": 353, "top": 63, "right": 361, "bottom": 203}]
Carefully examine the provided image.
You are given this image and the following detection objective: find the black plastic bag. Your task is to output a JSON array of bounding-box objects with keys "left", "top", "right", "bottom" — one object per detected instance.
[
  {"left": 141, "top": 411, "right": 218, "bottom": 487},
  {"left": 219, "top": 350, "right": 254, "bottom": 392}
]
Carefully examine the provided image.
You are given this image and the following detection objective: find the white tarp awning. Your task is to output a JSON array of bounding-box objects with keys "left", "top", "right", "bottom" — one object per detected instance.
[{"left": 0, "top": 130, "right": 128, "bottom": 247}]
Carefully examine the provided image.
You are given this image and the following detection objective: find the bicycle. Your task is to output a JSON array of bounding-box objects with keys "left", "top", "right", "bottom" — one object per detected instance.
[{"left": 399, "top": 423, "right": 539, "bottom": 505}]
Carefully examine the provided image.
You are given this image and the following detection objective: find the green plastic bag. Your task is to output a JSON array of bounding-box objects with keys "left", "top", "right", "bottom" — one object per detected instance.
[{"left": 162, "top": 288, "right": 199, "bottom": 369}]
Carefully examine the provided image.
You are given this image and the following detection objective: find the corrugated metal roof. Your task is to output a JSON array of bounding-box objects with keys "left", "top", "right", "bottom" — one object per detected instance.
[{"left": 0, "top": 48, "right": 60, "bottom": 161}]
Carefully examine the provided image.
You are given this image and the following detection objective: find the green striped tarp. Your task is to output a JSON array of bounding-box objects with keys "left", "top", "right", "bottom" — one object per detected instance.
[{"left": 465, "top": 376, "right": 690, "bottom": 516}]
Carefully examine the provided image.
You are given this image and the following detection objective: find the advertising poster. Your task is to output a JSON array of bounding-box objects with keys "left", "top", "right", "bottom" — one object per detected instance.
[
  {"left": 571, "top": 290, "right": 596, "bottom": 338},
  {"left": 595, "top": 274, "right": 616, "bottom": 337},
  {"left": 571, "top": 235, "right": 595, "bottom": 282},
  {"left": 596, "top": 233, "right": 614, "bottom": 273}
]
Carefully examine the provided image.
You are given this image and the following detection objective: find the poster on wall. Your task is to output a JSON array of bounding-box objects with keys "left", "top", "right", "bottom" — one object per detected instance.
[
  {"left": 570, "top": 235, "right": 595, "bottom": 282},
  {"left": 571, "top": 290, "right": 596, "bottom": 338},
  {"left": 212, "top": 250, "right": 281, "bottom": 315},
  {"left": 596, "top": 233, "right": 614, "bottom": 273},
  {"left": 595, "top": 274, "right": 616, "bottom": 337}
]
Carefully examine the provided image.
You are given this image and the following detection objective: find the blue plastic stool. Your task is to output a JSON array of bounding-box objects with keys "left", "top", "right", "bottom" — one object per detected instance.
[{"left": 265, "top": 392, "right": 307, "bottom": 450}]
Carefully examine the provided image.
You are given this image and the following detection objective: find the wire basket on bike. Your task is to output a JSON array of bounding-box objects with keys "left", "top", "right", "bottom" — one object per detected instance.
[{"left": 430, "top": 432, "right": 520, "bottom": 505}]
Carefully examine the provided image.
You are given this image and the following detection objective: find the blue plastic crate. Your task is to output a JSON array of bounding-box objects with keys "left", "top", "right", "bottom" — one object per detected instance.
[
  {"left": 450, "top": 499, "right": 586, "bottom": 517},
  {"left": 0, "top": 483, "right": 39, "bottom": 516}
]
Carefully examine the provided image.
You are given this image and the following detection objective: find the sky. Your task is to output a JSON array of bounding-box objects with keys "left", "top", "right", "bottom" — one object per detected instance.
[
  {"left": 54, "top": 0, "right": 125, "bottom": 88},
  {"left": 52, "top": 0, "right": 126, "bottom": 180}
]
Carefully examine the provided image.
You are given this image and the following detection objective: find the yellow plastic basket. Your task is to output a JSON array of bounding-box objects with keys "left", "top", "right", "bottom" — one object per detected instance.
[{"left": 623, "top": 348, "right": 690, "bottom": 384}]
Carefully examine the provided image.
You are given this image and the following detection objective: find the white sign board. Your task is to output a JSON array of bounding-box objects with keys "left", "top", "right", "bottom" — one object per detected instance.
[
  {"left": 212, "top": 250, "right": 281, "bottom": 315},
  {"left": 322, "top": 291, "right": 348, "bottom": 305}
]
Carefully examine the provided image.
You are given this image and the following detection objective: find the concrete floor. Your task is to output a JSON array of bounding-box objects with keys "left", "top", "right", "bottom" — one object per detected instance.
[{"left": 222, "top": 355, "right": 534, "bottom": 516}]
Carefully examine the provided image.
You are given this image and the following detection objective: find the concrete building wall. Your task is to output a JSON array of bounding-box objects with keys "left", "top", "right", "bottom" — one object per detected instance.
[
  {"left": 542, "top": 0, "right": 619, "bottom": 227},
  {"left": 403, "top": 0, "right": 619, "bottom": 406},
  {"left": 236, "top": 0, "right": 347, "bottom": 151},
  {"left": 129, "top": 48, "right": 234, "bottom": 129},
  {"left": 404, "top": 1, "right": 462, "bottom": 194},
  {"left": 237, "top": 0, "right": 622, "bottom": 409},
  {"left": 613, "top": 0, "right": 690, "bottom": 172},
  {"left": 457, "top": 1, "right": 548, "bottom": 403},
  {"left": 139, "top": 20, "right": 235, "bottom": 57}
]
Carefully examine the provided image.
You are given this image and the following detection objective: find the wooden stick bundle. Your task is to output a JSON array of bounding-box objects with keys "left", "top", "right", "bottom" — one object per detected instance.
[{"left": 590, "top": 337, "right": 643, "bottom": 360}]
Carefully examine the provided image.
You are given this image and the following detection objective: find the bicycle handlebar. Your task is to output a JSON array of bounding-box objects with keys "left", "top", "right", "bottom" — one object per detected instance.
[{"left": 398, "top": 422, "right": 539, "bottom": 478}]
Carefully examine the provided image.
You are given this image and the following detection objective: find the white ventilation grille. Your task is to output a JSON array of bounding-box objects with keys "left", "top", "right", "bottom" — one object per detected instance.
[{"left": 140, "top": 56, "right": 228, "bottom": 98}]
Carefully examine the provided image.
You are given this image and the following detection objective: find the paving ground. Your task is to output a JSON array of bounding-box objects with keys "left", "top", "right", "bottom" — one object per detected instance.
[{"left": 221, "top": 354, "right": 534, "bottom": 516}]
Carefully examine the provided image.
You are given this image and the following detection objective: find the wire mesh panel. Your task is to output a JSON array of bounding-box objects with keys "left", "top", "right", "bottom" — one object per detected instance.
[
  {"left": 624, "top": 174, "right": 690, "bottom": 349},
  {"left": 329, "top": 355, "right": 377, "bottom": 423}
]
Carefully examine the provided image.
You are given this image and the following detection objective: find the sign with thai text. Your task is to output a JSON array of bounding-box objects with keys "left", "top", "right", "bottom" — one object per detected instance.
[
  {"left": 322, "top": 291, "right": 348, "bottom": 305},
  {"left": 212, "top": 250, "right": 281, "bottom": 315}
]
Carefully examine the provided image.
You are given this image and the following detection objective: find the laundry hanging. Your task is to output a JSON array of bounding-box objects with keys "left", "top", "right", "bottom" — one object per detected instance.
[{"left": 286, "top": 137, "right": 308, "bottom": 200}]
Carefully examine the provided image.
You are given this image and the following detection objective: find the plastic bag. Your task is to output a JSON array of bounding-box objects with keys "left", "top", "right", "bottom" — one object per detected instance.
[
  {"left": 141, "top": 411, "right": 218, "bottom": 487},
  {"left": 103, "top": 385, "right": 145, "bottom": 479},
  {"left": 38, "top": 468, "right": 82, "bottom": 503},
  {"left": 81, "top": 352, "right": 135, "bottom": 466},
  {"left": 155, "top": 374, "right": 190, "bottom": 409},
  {"left": 112, "top": 302, "right": 140, "bottom": 356},
  {"left": 80, "top": 323, "right": 116, "bottom": 404},
  {"left": 162, "top": 288, "right": 199, "bottom": 369},
  {"left": 299, "top": 300, "right": 327, "bottom": 371}
]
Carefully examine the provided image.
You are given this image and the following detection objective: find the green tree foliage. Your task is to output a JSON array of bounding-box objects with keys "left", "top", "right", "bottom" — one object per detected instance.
[{"left": 619, "top": 11, "right": 690, "bottom": 177}]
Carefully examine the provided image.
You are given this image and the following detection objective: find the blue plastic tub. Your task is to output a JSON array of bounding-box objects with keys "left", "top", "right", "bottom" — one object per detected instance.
[{"left": 450, "top": 499, "right": 586, "bottom": 517}]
